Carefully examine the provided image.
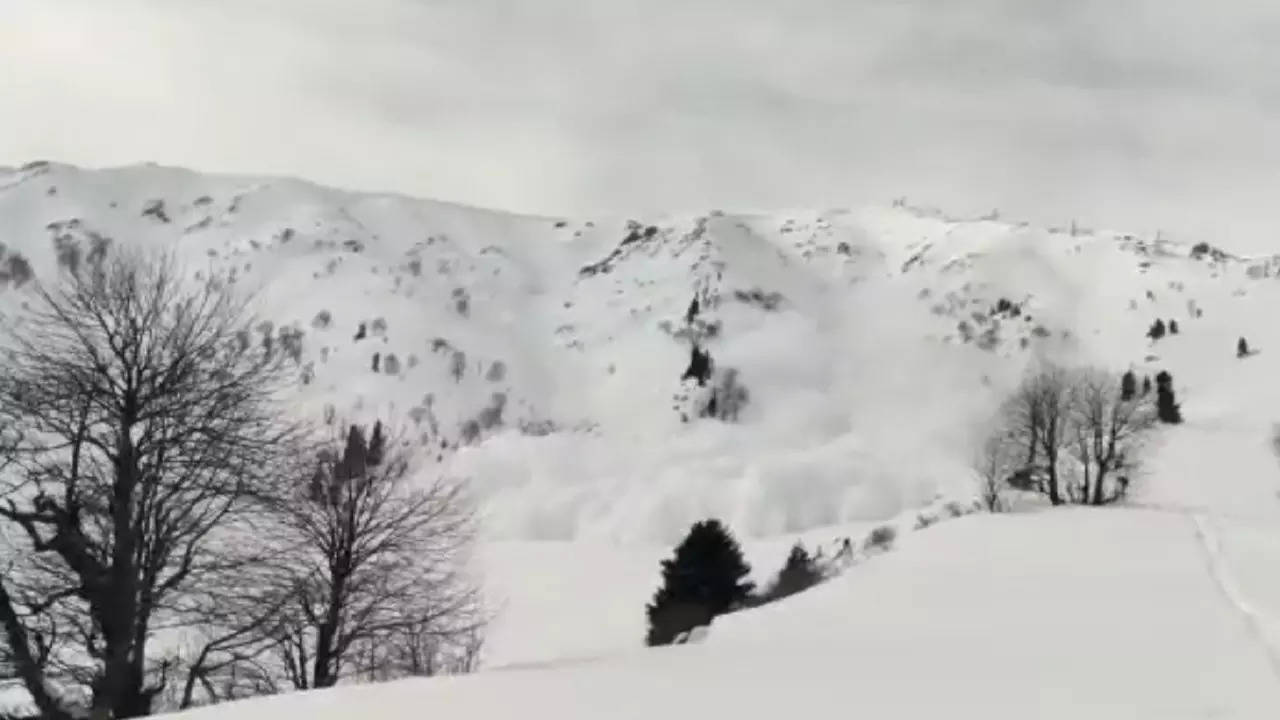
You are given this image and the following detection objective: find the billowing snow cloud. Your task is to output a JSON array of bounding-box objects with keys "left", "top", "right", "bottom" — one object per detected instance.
[{"left": 4, "top": 0, "right": 1280, "bottom": 251}]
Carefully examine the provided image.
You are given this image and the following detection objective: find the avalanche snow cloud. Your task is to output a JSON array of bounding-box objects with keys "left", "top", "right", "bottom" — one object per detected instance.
[
  {"left": 5, "top": 161, "right": 1280, "bottom": 551},
  {"left": 11, "top": 164, "right": 1280, "bottom": 712},
  {"left": 0, "top": 163, "right": 1005, "bottom": 546},
  {"left": 6, "top": 0, "right": 1280, "bottom": 249}
]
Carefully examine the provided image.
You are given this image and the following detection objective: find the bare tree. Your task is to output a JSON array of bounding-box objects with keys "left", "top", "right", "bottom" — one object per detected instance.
[
  {"left": 973, "top": 431, "right": 1016, "bottom": 512},
  {"left": 0, "top": 251, "right": 297, "bottom": 719},
  {"left": 266, "top": 421, "right": 482, "bottom": 690},
  {"left": 999, "top": 363, "right": 1076, "bottom": 505},
  {"left": 168, "top": 563, "right": 290, "bottom": 711},
  {"left": 1068, "top": 369, "right": 1155, "bottom": 506},
  {"left": 989, "top": 363, "right": 1156, "bottom": 509}
]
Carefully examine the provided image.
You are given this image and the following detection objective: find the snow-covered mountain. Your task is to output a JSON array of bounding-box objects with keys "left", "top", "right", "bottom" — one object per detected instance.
[
  {"left": 8, "top": 162, "right": 1268, "bottom": 543},
  {"left": 6, "top": 162, "right": 1280, "bottom": 716}
]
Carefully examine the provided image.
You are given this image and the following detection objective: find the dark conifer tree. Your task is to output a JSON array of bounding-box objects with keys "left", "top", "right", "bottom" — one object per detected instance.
[
  {"left": 646, "top": 519, "right": 753, "bottom": 646},
  {"left": 367, "top": 420, "right": 386, "bottom": 467},
  {"left": 685, "top": 296, "right": 700, "bottom": 324},
  {"left": 767, "top": 543, "right": 824, "bottom": 601},
  {"left": 1120, "top": 370, "right": 1137, "bottom": 402},
  {"left": 1155, "top": 371, "right": 1182, "bottom": 424},
  {"left": 681, "top": 345, "right": 713, "bottom": 386},
  {"left": 337, "top": 424, "right": 369, "bottom": 484},
  {"left": 1147, "top": 319, "right": 1166, "bottom": 341},
  {"left": 1238, "top": 337, "right": 1250, "bottom": 358},
  {"left": 1142, "top": 375, "right": 1152, "bottom": 396},
  {"left": 1169, "top": 319, "right": 1179, "bottom": 334}
]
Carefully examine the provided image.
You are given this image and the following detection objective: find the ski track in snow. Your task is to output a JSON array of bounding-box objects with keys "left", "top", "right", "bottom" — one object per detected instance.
[{"left": 1191, "top": 512, "right": 1280, "bottom": 685}]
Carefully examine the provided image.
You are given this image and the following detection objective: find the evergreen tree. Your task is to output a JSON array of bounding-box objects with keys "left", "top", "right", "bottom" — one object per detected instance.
[
  {"left": 646, "top": 519, "right": 753, "bottom": 646},
  {"left": 1147, "top": 319, "right": 1166, "bottom": 341},
  {"left": 681, "top": 345, "right": 713, "bottom": 386},
  {"left": 368, "top": 420, "right": 387, "bottom": 467},
  {"left": 767, "top": 543, "right": 824, "bottom": 601},
  {"left": 684, "top": 296, "right": 700, "bottom": 324},
  {"left": 1142, "top": 375, "right": 1152, "bottom": 396},
  {"left": 337, "top": 424, "right": 369, "bottom": 483},
  {"left": 1155, "top": 371, "right": 1182, "bottom": 424},
  {"left": 1238, "top": 337, "right": 1250, "bottom": 358},
  {"left": 1169, "top": 319, "right": 1179, "bottom": 334},
  {"left": 1120, "top": 370, "right": 1137, "bottom": 402}
]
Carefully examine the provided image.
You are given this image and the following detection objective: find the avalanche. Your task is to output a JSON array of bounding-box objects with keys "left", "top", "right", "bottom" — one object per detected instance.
[{"left": 4, "top": 161, "right": 1280, "bottom": 717}]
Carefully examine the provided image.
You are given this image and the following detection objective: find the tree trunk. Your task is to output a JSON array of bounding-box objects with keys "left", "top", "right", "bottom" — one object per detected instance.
[{"left": 0, "top": 581, "right": 73, "bottom": 720}]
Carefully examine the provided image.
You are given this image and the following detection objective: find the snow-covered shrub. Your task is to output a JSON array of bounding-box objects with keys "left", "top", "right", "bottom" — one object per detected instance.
[
  {"left": 383, "top": 353, "right": 401, "bottom": 375},
  {"left": 452, "top": 287, "right": 470, "bottom": 317},
  {"left": 914, "top": 512, "right": 939, "bottom": 530},
  {"left": 476, "top": 392, "right": 506, "bottom": 430},
  {"left": 53, "top": 235, "right": 82, "bottom": 274},
  {"left": 866, "top": 525, "right": 897, "bottom": 550},
  {"left": 2, "top": 253, "right": 33, "bottom": 287},
  {"left": 485, "top": 360, "right": 507, "bottom": 382},
  {"left": 278, "top": 326, "right": 305, "bottom": 364},
  {"left": 141, "top": 198, "right": 170, "bottom": 223},
  {"left": 450, "top": 350, "right": 467, "bottom": 382},
  {"left": 760, "top": 543, "right": 824, "bottom": 602},
  {"left": 675, "top": 363, "right": 751, "bottom": 424},
  {"left": 733, "top": 288, "right": 785, "bottom": 311}
]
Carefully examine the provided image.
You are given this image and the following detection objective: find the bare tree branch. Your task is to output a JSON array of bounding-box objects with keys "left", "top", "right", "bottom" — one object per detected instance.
[
  {"left": 0, "top": 249, "right": 301, "bottom": 719},
  {"left": 259, "top": 421, "right": 484, "bottom": 690}
]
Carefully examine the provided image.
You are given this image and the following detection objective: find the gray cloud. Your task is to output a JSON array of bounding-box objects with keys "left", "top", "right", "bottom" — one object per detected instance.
[{"left": 4, "top": 0, "right": 1280, "bottom": 251}]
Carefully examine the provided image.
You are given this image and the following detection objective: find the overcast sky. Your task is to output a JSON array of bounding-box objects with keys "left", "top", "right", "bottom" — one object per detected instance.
[{"left": 4, "top": 0, "right": 1280, "bottom": 252}]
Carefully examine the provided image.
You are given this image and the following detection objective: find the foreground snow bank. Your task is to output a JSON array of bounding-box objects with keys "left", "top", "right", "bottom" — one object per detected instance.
[{"left": 163, "top": 509, "right": 1280, "bottom": 719}]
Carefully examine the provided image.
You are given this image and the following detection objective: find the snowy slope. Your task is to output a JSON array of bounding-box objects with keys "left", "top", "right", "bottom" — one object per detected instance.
[
  {"left": 7, "top": 163, "right": 1280, "bottom": 712},
  {"left": 7, "top": 164, "right": 1271, "bottom": 545},
  {"left": 164, "top": 511, "right": 1280, "bottom": 719}
]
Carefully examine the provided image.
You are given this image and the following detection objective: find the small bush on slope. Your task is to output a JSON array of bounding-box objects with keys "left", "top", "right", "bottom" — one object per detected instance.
[
  {"left": 646, "top": 519, "right": 754, "bottom": 646},
  {"left": 866, "top": 525, "right": 898, "bottom": 550},
  {"left": 1147, "top": 319, "right": 1166, "bottom": 341},
  {"left": 762, "top": 543, "right": 824, "bottom": 602}
]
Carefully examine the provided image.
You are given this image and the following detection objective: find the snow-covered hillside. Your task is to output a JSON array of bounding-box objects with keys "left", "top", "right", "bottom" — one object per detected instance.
[
  {"left": 6, "top": 163, "right": 1280, "bottom": 715},
  {"left": 167, "top": 510, "right": 1280, "bottom": 719},
  {"left": 7, "top": 163, "right": 1270, "bottom": 543}
]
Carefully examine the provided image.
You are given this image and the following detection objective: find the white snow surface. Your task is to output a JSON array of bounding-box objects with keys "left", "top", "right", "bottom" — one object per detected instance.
[{"left": 5, "top": 163, "right": 1280, "bottom": 716}]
